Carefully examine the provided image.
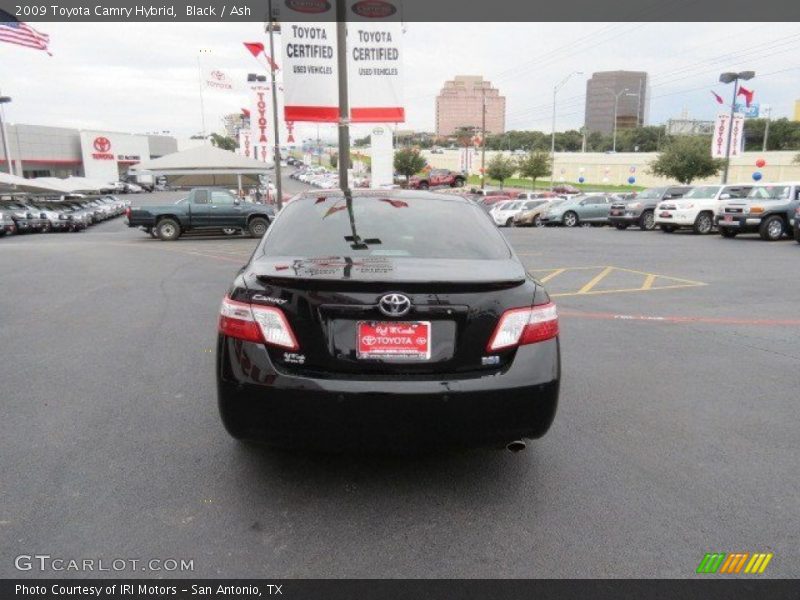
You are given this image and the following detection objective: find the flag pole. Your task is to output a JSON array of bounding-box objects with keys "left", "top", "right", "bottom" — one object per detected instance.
[
  {"left": 266, "top": 0, "right": 283, "bottom": 210},
  {"left": 197, "top": 49, "right": 209, "bottom": 139}
]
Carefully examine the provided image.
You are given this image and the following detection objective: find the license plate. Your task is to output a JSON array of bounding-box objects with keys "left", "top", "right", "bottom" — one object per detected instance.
[
  {"left": 660, "top": 212, "right": 671, "bottom": 218},
  {"left": 724, "top": 215, "right": 733, "bottom": 222},
  {"left": 611, "top": 210, "right": 621, "bottom": 215},
  {"left": 357, "top": 321, "right": 431, "bottom": 360}
]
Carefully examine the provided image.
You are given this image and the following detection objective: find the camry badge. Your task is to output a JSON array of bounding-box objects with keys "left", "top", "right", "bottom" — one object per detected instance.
[{"left": 378, "top": 293, "right": 411, "bottom": 317}]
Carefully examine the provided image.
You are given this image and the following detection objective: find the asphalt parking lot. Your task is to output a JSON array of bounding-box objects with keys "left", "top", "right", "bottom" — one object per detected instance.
[{"left": 1, "top": 186, "right": 798, "bottom": 578}]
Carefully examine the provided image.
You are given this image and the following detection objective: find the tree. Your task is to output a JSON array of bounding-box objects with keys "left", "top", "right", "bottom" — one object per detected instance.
[
  {"left": 649, "top": 136, "right": 725, "bottom": 184},
  {"left": 208, "top": 133, "right": 237, "bottom": 151},
  {"left": 486, "top": 154, "right": 517, "bottom": 189},
  {"left": 517, "top": 151, "right": 551, "bottom": 189},
  {"left": 393, "top": 148, "right": 427, "bottom": 185}
]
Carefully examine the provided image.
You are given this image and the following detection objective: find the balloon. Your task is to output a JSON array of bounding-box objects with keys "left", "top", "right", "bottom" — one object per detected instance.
[
  {"left": 627, "top": 176, "right": 636, "bottom": 184},
  {"left": 629, "top": 166, "right": 636, "bottom": 173},
  {"left": 752, "top": 171, "right": 763, "bottom": 181},
  {"left": 578, "top": 176, "right": 585, "bottom": 184},
  {"left": 755, "top": 158, "right": 766, "bottom": 168}
]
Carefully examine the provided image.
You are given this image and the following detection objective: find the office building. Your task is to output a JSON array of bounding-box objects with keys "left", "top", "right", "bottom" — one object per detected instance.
[
  {"left": 584, "top": 71, "right": 650, "bottom": 135},
  {"left": 435, "top": 76, "right": 506, "bottom": 137}
]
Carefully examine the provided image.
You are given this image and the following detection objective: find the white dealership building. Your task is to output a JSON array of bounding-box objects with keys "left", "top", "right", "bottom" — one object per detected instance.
[{"left": 0, "top": 124, "right": 177, "bottom": 181}]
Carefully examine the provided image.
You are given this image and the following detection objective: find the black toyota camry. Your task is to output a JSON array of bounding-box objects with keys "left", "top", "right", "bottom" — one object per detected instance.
[{"left": 216, "top": 190, "right": 560, "bottom": 451}]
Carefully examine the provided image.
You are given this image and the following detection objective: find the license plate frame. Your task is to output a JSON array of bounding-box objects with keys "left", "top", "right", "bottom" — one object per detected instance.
[{"left": 357, "top": 321, "right": 431, "bottom": 360}]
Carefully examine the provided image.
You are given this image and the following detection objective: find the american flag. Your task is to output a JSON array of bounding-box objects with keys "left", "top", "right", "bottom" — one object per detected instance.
[{"left": 0, "top": 12, "right": 51, "bottom": 55}]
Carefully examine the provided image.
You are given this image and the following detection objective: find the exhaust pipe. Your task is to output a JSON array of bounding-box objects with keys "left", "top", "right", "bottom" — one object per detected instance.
[{"left": 506, "top": 440, "right": 527, "bottom": 453}]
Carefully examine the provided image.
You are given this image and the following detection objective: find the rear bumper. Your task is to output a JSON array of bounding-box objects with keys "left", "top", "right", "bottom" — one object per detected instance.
[
  {"left": 608, "top": 213, "right": 641, "bottom": 225},
  {"left": 216, "top": 336, "right": 560, "bottom": 451}
]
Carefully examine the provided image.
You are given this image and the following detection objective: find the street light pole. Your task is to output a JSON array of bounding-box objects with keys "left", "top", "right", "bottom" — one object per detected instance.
[
  {"left": 762, "top": 105, "right": 772, "bottom": 152},
  {"left": 719, "top": 71, "right": 754, "bottom": 184},
  {"left": 266, "top": 1, "right": 283, "bottom": 210},
  {"left": 550, "top": 71, "right": 582, "bottom": 190},
  {"left": 0, "top": 95, "right": 13, "bottom": 176}
]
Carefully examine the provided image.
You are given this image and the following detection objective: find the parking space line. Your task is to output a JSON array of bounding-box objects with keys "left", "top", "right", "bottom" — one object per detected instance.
[
  {"left": 577, "top": 266, "right": 614, "bottom": 294},
  {"left": 539, "top": 268, "right": 566, "bottom": 283},
  {"left": 641, "top": 273, "right": 657, "bottom": 290}
]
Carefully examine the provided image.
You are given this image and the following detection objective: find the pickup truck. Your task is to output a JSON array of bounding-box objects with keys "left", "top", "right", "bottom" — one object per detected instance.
[
  {"left": 126, "top": 188, "right": 273, "bottom": 241},
  {"left": 408, "top": 169, "right": 466, "bottom": 190}
]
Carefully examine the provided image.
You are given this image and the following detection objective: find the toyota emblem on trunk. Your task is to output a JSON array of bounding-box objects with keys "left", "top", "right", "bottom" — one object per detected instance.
[{"left": 378, "top": 293, "right": 411, "bottom": 317}]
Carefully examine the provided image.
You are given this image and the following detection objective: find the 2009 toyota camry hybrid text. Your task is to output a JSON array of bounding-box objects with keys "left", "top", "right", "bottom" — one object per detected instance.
[{"left": 216, "top": 190, "right": 560, "bottom": 451}]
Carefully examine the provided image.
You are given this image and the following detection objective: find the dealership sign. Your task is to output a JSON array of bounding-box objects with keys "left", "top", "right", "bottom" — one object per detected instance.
[
  {"left": 202, "top": 67, "right": 237, "bottom": 92},
  {"left": 91, "top": 136, "right": 114, "bottom": 160},
  {"left": 277, "top": 0, "right": 404, "bottom": 123},
  {"left": 80, "top": 131, "right": 151, "bottom": 181},
  {"left": 711, "top": 112, "right": 745, "bottom": 158}
]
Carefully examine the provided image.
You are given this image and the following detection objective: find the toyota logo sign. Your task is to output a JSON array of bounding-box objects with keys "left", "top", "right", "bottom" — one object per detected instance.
[
  {"left": 378, "top": 293, "right": 411, "bottom": 317},
  {"left": 93, "top": 137, "right": 111, "bottom": 152}
]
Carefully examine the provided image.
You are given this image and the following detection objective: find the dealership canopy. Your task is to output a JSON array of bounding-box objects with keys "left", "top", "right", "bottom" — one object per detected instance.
[{"left": 130, "top": 145, "right": 273, "bottom": 187}]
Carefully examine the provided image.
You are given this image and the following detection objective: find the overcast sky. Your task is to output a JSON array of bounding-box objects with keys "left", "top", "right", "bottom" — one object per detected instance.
[{"left": 1, "top": 22, "right": 799, "bottom": 142}]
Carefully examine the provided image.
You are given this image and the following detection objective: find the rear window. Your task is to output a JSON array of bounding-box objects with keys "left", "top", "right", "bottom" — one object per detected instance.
[{"left": 262, "top": 195, "right": 511, "bottom": 260}]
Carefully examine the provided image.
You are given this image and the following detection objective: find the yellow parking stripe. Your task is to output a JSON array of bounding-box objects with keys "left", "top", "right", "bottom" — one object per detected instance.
[
  {"left": 539, "top": 268, "right": 566, "bottom": 283},
  {"left": 758, "top": 554, "right": 773, "bottom": 573},
  {"left": 578, "top": 266, "right": 614, "bottom": 294},
  {"left": 641, "top": 274, "right": 657, "bottom": 290}
]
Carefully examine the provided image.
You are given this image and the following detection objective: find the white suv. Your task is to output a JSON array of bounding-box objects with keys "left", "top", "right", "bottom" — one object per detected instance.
[{"left": 655, "top": 184, "right": 752, "bottom": 235}]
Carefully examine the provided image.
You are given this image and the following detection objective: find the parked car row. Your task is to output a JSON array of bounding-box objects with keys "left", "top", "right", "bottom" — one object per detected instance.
[
  {"left": 494, "top": 181, "right": 800, "bottom": 243},
  {"left": 290, "top": 164, "right": 369, "bottom": 189},
  {"left": 0, "top": 194, "right": 130, "bottom": 237}
]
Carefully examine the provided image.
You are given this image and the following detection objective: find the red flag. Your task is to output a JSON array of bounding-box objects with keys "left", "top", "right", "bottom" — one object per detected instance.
[
  {"left": 379, "top": 198, "right": 409, "bottom": 208},
  {"left": 737, "top": 86, "right": 754, "bottom": 107},
  {"left": 710, "top": 90, "right": 724, "bottom": 105},
  {"left": 243, "top": 42, "right": 265, "bottom": 58},
  {"left": 265, "top": 55, "right": 279, "bottom": 71}
]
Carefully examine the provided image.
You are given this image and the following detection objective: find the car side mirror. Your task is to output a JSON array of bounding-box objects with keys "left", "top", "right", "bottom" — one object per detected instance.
[
  {"left": 719, "top": 194, "right": 730, "bottom": 200},
  {"left": 579, "top": 199, "right": 588, "bottom": 206},
  {"left": 233, "top": 198, "right": 240, "bottom": 205}
]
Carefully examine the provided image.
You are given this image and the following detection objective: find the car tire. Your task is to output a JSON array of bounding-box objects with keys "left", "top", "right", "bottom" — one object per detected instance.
[
  {"left": 156, "top": 218, "right": 181, "bottom": 241},
  {"left": 418, "top": 181, "right": 429, "bottom": 190},
  {"left": 41, "top": 222, "right": 51, "bottom": 233},
  {"left": 222, "top": 228, "right": 238, "bottom": 236},
  {"left": 660, "top": 225, "right": 677, "bottom": 233},
  {"left": 614, "top": 223, "right": 629, "bottom": 230},
  {"left": 563, "top": 211, "right": 578, "bottom": 227},
  {"left": 639, "top": 210, "right": 655, "bottom": 231},
  {"left": 452, "top": 177, "right": 465, "bottom": 187},
  {"left": 719, "top": 227, "right": 738, "bottom": 238},
  {"left": 759, "top": 215, "right": 785, "bottom": 241},
  {"left": 149, "top": 228, "right": 159, "bottom": 239},
  {"left": 533, "top": 215, "right": 542, "bottom": 227},
  {"left": 692, "top": 212, "right": 713, "bottom": 235},
  {"left": 248, "top": 217, "right": 269, "bottom": 238},
  {"left": 505, "top": 217, "right": 513, "bottom": 227}
]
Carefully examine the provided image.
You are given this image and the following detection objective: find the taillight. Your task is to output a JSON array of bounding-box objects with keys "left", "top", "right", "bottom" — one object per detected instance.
[
  {"left": 124, "top": 207, "right": 131, "bottom": 217},
  {"left": 486, "top": 302, "right": 559, "bottom": 352},
  {"left": 218, "top": 296, "right": 299, "bottom": 350}
]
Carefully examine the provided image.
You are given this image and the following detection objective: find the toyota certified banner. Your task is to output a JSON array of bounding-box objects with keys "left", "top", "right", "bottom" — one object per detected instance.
[
  {"left": 278, "top": 0, "right": 404, "bottom": 123},
  {"left": 347, "top": 0, "right": 404, "bottom": 122}
]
